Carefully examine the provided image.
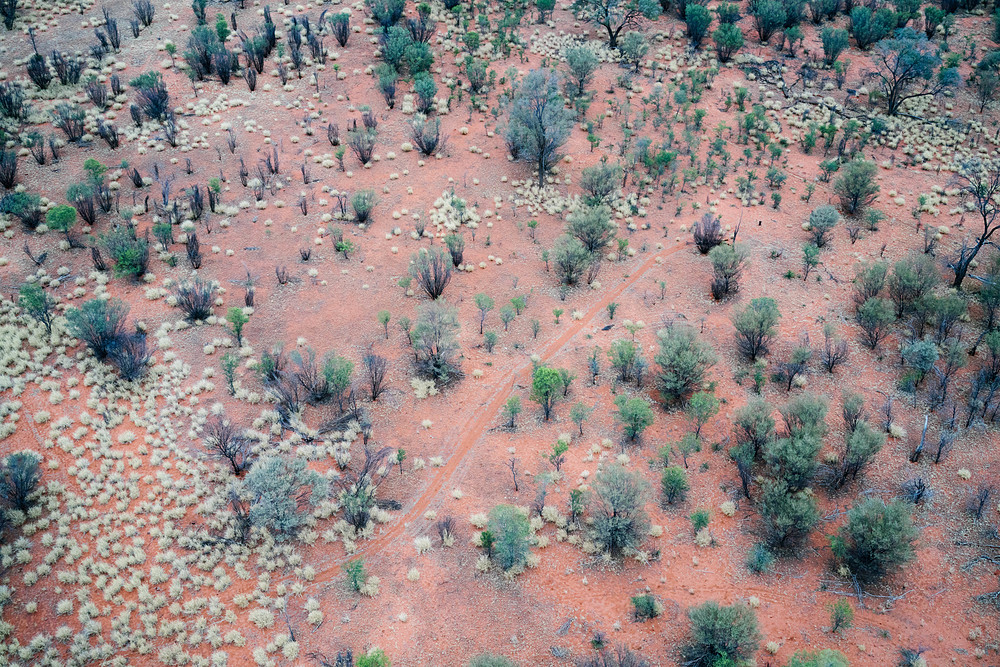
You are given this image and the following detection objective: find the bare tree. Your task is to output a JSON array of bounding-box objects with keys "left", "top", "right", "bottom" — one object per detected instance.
[
  {"left": 508, "top": 457, "right": 520, "bottom": 492},
  {"left": 951, "top": 158, "right": 1000, "bottom": 289},
  {"left": 363, "top": 351, "right": 388, "bottom": 401}
]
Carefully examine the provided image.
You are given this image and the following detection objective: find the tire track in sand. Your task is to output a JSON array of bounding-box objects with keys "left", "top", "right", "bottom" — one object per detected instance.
[{"left": 319, "top": 239, "right": 690, "bottom": 573}]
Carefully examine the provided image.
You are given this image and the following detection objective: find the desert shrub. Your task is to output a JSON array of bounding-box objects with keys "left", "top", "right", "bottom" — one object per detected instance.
[
  {"left": 614, "top": 395, "right": 654, "bottom": 442},
  {"left": 488, "top": 504, "right": 530, "bottom": 571},
  {"left": 887, "top": 253, "right": 938, "bottom": 317},
  {"left": 683, "top": 601, "right": 761, "bottom": 667},
  {"left": 746, "top": 543, "right": 775, "bottom": 573},
  {"left": 856, "top": 297, "right": 894, "bottom": 349},
  {"left": 579, "top": 162, "right": 622, "bottom": 205},
  {"left": 380, "top": 25, "right": 411, "bottom": 68},
  {"left": 661, "top": 466, "right": 689, "bottom": 504},
  {"left": 410, "top": 114, "right": 444, "bottom": 156},
  {"left": 409, "top": 246, "right": 452, "bottom": 298},
  {"left": 577, "top": 646, "right": 650, "bottom": 667},
  {"left": 849, "top": 6, "right": 895, "bottom": 49},
  {"left": 733, "top": 297, "right": 781, "bottom": 361},
  {"left": 404, "top": 40, "right": 434, "bottom": 74},
  {"left": 130, "top": 71, "right": 170, "bottom": 120},
  {"left": 733, "top": 397, "right": 775, "bottom": 460},
  {"left": 685, "top": 391, "right": 719, "bottom": 437},
  {"left": 413, "top": 299, "right": 460, "bottom": 382},
  {"left": 505, "top": 69, "right": 573, "bottom": 186},
  {"left": 551, "top": 233, "right": 592, "bottom": 285},
  {"left": 712, "top": 23, "right": 744, "bottom": 61},
  {"left": 852, "top": 260, "right": 888, "bottom": 308},
  {"left": 242, "top": 455, "right": 327, "bottom": 538},
  {"left": 53, "top": 103, "right": 85, "bottom": 142},
  {"left": 654, "top": 323, "right": 716, "bottom": 406},
  {"left": 831, "top": 420, "right": 884, "bottom": 488},
  {"left": 568, "top": 204, "right": 616, "bottom": 253},
  {"left": 590, "top": 464, "right": 650, "bottom": 556},
  {"left": 708, "top": 243, "right": 748, "bottom": 300},
  {"left": 348, "top": 128, "right": 377, "bottom": 165},
  {"left": 0, "top": 0, "right": 17, "bottom": 30},
  {"left": 0, "top": 149, "right": 16, "bottom": 189},
  {"left": 100, "top": 225, "right": 150, "bottom": 279},
  {"left": 26, "top": 53, "right": 51, "bottom": 89},
  {"left": 808, "top": 205, "right": 840, "bottom": 247},
  {"left": 174, "top": 279, "right": 216, "bottom": 321},
  {"left": 564, "top": 44, "right": 598, "bottom": 96},
  {"left": 821, "top": 27, "right": 849, "bottom": 65},
  {"left": 351, "top": 189, "right": 378, "bottom": 224},
  {"left": 619, "top": 31, "right": 648, "bottom": 70},
  {"left": 631, "top": 594, "right": 660, "bottom": 621},
  {"left": 328, "top": 12, "right": 350, "bottom": 46},
  {"left": 467, "top": 654, "right": 517, "bottom": 667},
  {"left": 0, "top": 451, "right": 42, "bottom": 512},
  {"left": 133, "top": 0, "right": 154, "bottom": 26},
  {"left": 375, "top": 63, "right": 397, "bottom": 107},
  {"left": 751, "top": 0, "right": 785, "bottom": 42},
  {"left": 786, "top": 649, "right": 849, "bottom": 667},
  {"left": 444, "top": 233, "right": 465, "bottom": 267},
  {"left": 834, "top": 158, "right": 879, "bottom": 214},
  {"left": 107, "top": 330, "right": 152, "bottom": 381},
  {"left": 66, "top": 298, "right": 129, "bottom": 360},
  {"left": 368, "top": 0, "right": 405, "bottom": 30},
  {"left": 413, "top": 72, "right": 437, "bottom": 113},
  {"left": 830, "top": 498, "right": 917, "bottom": 582},
  {"left": 758, "top": 479, "right": 820, "bottom": 549},
  {"left": 608, "top": 338, "right": 645, "bottom": 384},
  {"left": 18, "top": 283, "right": 56, "bottom": 334},
  {"left": 763, "top": 431, "right": 821, "bottom": 492},
  {"left": 693, "top": 213, "right": 724, "bottom": 253},
  {"left": 357, "top": 650, "right": 390, "bottom": 667},
  {"left": 203, "top": 417, "right": 253, "bottom": 474},
  {"left": 1, "top": 192, "right": 42, "bottom": 229},
  {"left": 685, "top": 4, "right": 712, "bottom": 46}
]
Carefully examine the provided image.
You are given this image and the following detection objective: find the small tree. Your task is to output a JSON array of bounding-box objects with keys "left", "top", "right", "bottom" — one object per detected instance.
[
  {"left": 579, "top": 162, "right": 622, "bottom": 205},
  {"left": 834, "top": 158, "right": 879, "bottom": 215},
  {"left": 467, "top": 655, "right": 517, "bottom": 667},
  {"left": 888, "top": 253, "right": 938, "bottom": 317},
  {"left": 759, "top": 478, "right": 820, "bottom": 549},
  {"left": 708, "top": 243, "right": 748, "bottom": 300},
  {"left": 655, "top": 323, "right": 717, "bottom": 406},
  {"left": 568, "top": 203, "right": 617, "bottom": 254},
  {"left": 505, "top": 69, "right": 573, "bottom": 186},
  {"left": 733, "top": 297, "right": 781, "bottom": 361},
  {"left": 685, "top": 391, "right": 719, "bottom": 438},
  {"left": 502, "top": 396, "right": 522, "bottom": 428},
  {"left": 733, "top": 397, "right": 775, "bottom": 460},
  {"left": 614, "top": 395, "right": 654, "bottom": 442},
  {"left": 832, "top": 420, "right": 885, "bottom": 488},
  {"left": 570, "top": 401, "right": 592, "bottom": 434},
  {"left": 661, "top": 466, "right": 689, "bottom": 504},
  {"left": 564, "top": 44, "right": 599, "bottom": 97},
  {"left": 808, "top": 205, "right": 840, "bottom": 248},
  {"left": 572, "top": 0, "right": 661, "bottom": 47},
  {"left": 413, "top": 300, "right": 460, "bottom": 382},
  {"left": 18, "top": 283, "right": 56, "bottom": 334},
  {"left": 203, "top": 417, "right": 254, "bottom": 475},
  {"left": 951, "top": 158, "right": 1000, "bottom": 289},
  {"left": 821, "top": 27, "right": 849, "bottom": 66},
  {"left": 531, "top": 365, "right": 563, "bottom": 420},
  {"left": 227, "top": 307, "right": 248, "bottom": 347},
  {"left": 589, "top": 464, "right": 650, "bottom": 556},
  {"left": 45, "top": 204, "right": 80, "bottom": 247},
  {"left": 751, "top": 0, "right": 785, "bottom": 43},
  {"left": 866, "top": 28, "right": 959, "bottom": 116},
  {"left": 241, "top": 455, "right": 327, "bottom": 539},
  {"left": 66, "top": 298, "right": 128, "bottom": 360},
  {"left": 829, "top": 598, "right": 854, "bottom": 633},
  {"left": 830, "top": 498, "right": 917, "bottom": 582},
  {"left": 488, "top": 504, "right": 531, "bottom": 571},
  {"left": 683, "top": 601, "right": 761, "bottom": 667},
  {"left": 474, "top": 293, "right": 494, "bottom": 334},
  {"left": 0, "top": 451, "right": 42, "bottom": 512}
]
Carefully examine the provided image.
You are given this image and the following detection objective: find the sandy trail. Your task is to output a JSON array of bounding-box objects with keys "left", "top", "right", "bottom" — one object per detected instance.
[{"left": 317, "top": 237, "right": 690, "bottom": 575}]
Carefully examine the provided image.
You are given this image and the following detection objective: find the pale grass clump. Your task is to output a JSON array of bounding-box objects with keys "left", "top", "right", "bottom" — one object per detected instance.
[
  {"left": 407, "top": 568, "right": 420, "bottom": 581},
  {"left": 470, "top": 513, "right": 488, "bottom": 529},
  {"left": 695, "top": 528, "right": 714, "bottom": 547},
  {"left": 414, "top": 536, "right": 432, "bottom": 554},
  {"left": 720, "top": 501, "right": 736, "bottom": 517},
  {"left": 248, "top": 609, "right": 275, "bottom": 629}
]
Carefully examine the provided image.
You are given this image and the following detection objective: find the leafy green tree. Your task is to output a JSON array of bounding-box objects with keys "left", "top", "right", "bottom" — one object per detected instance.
[
  {"left": 589, "top": 463, "right": 650, "bottom": 555},
  {"left": 614, "top": 395, "right": 654, "bottom": 442},
  {"left": 531, "top": 366, "right": 563, "bottom": 420},
  {"left": 888, "top": 253, "right": 938, "bottom": 317},
  {"left": 608, "top": 338, "right": 644, "bottom": 384},
  {"left": 708, "top": 243, "right": 748, "bottom": 300},
  {"left": 683, "top": 601, "right": 761, "bottom": 667},
  {"left": 834, "top": 158, "right": 879, "bottom": 215},
  {"left": 833, "top": 420, "right": 885, "bottom": 488},
  {"left": 242, "top": 455, "right": 327, "bottom": 538},
  {"left": 830, "top": 498, "right": 917, "bottom": 582},
  {"left": 571, "top": 0, "right": 661, "bottom": 47},
  {"left": 570, "top": 401, "right": 592, "bottom": 434},
  {"left": 733, "top": 297, "right": 781, "bottom": 361},
  {"left": 654, "top": 324, "right": 716, "bottom": 406},
  {"left": 45, "top": 204, "right": 79, "bottom": 245},
  {"left": 677, "top": 432, "right": 701, "bottom": 468},
  {"left": 733, "top": 397, "right": 775, "bottom": 460},
  {"left": 764, "top": 432, "right": 821, "bottom": 491},
  {"left": 902, "top": 339, "right": 938, "bottom": 386},
  {"left": 505, "top": 69, "right": 573, "bottom": 186},
  {"left": 685, "top": 391, "right": 719, "bottom": 438},
  {"left": 661, "top": 466, "right": 689, "bottom": 504},
  {"left": 829, "top": 598, "right": 854, "bottom": 633},
  {"left": 474, "top": 293, "right": 495, "bottom": 334},
  {"left": 488, "top": 504, "right": 531, "bottom": 571},
  {"left": 502, "top": 396, "right": 522, "bottom": 428},
  {"left": 618, "top": 31, "right": 648, "bottom": 71}
]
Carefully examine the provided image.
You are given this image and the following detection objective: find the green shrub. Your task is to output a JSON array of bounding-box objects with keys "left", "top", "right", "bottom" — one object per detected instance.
[
  {"left": 758, "top": 479, "right": 819, "bottom": 549},
  {"left": 0, "top": 451, "right": 42, "bottom": 512},
  {"left": 357, "top": 649, "right": 391, "bottom": 667},
  {"left": 834, "top": 158, "right": 879, "bottom": 215},
  {"left": 685, "top": 4, "right": 712, "bottom": 46},
  {"left": 654, "top": 323, "right": 716, "bottom": 406},
  {"left": 830, "top": 498, "right": 917, "bottom": 582},
  {"left": 18, "top": 283, "right": 56, "bottom": 334},
  {"left": 631, "top": 593, "right": 660, "bottom": 621},
  {"left": 690, "top": 508, "right": 710, "bottom": 532},
  {"left": 712, "top": 23, "right": 744, "bottom": 61},
  {"left": 488, "top": 504, "right": 530, "bottom": 571},
  {"left": 613, "top": 395, "right": 654, "bottom": 442},
  {"left": 786, "top": 649, "right": 848, "bottom": 667},
  {"left": 808, "top": 205, "right": 840, "bottom": 248},
  {"left": 820, "top": 27, "right": 849, "bottom": 65},
  {"left": 661, "top": 466, "right": 689, "bottom": 504},
  {"left": 342, "top": 559, "right": 367, "bottom": 592},
  {"left": 66, "top": 298, "right": 129, "bottom": 360},
  {"left": 568, "top": 203, "right": 616, "bottom": 254},
  {"left": 733, "top": 297, "right": 781, "bottom": 361},
  {"left": 683, "top": 601, "right": 761, "bottom": 666},
  {"left": 241, "top": 455, "right": 327, "bottom": 538},
  {"left": 746, "top": 543, "right": 775, "bottom": 574},
  {"left": 467, "top": 654, "right": 517, "bottom": 667},
  {"left": 100, "top": 225, "right": 149, "bottom": 279},
  {"left": 829, "top": 597, "right": 853, "bottom": 632},
  {"left": 590, "top": 464, "right": 650, "bottom": 555}
]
